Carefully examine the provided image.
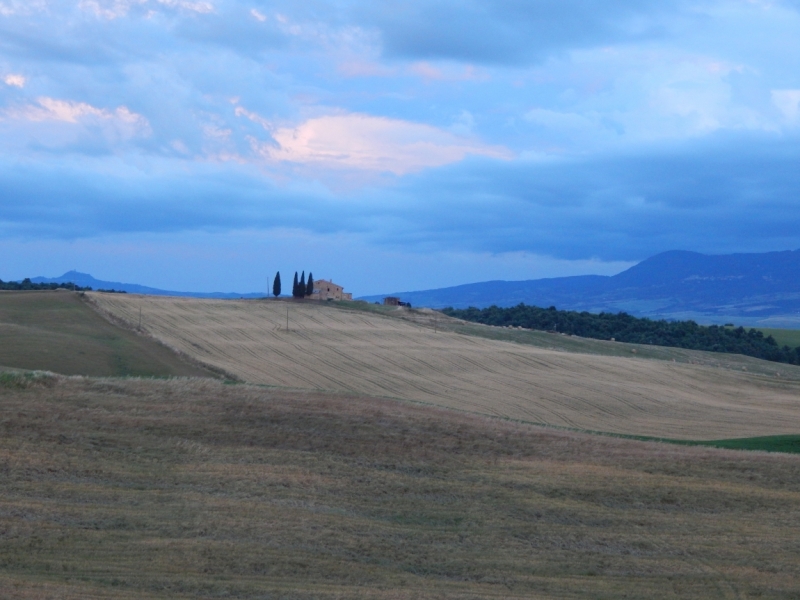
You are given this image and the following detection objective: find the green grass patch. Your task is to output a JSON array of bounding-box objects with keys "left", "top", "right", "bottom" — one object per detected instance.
[
  {"left": 691, "top": 434, "right": 800, "bottom": 454},
  {"left": 755, "top": 327, "right": 800, "bottom": 349},
  {"left": 0, "top": 291, "right": 213, "bottom": 378},
  {"left": 0, "top": 370, "right": 57, "bottom": 389},
  {"left": 499, "top": 418, "right": 800, "bottom": 455},
  {"left": 597, "top": 431, "right": 800, "bottom": 454},
  {"left": 499, "top": 416, "right": 800, "bottom": 455}
]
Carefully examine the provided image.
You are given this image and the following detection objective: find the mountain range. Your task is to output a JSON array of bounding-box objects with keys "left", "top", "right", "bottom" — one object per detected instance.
[
  {"left": 30, "top": 271, "right": 264, "bottom": 300},
  {"left": 359, "top": 249, "right": 800, "bottom": 328}
]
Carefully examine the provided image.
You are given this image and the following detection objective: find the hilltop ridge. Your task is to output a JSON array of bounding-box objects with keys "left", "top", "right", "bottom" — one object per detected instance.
[
  {"left": 30, "top": 270, "right": 264, "bottom": 299},
  {"left": 360, "top": 249, "right": 800, "bottom": 327}
]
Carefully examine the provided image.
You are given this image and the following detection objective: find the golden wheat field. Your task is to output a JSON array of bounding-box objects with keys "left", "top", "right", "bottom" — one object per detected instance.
[{"left": 88, "top": 294, "right": 800, "bottom": 440}]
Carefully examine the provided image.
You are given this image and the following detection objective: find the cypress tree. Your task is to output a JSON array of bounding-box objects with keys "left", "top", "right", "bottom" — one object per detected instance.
[
  {"left": 272, "top": 271, "right": 281, "bottom": 297},
  {"left": 306, "top": 272, "right": 314, "bottom": 297},
  {"left": 292, "top": 272, "right": 299, "bottom": 298},
  {"left": 299, "top": 271, "right": 305, "bottom": 297}
]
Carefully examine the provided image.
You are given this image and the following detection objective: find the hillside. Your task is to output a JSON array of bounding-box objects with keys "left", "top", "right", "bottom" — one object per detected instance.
[
  {"left": 442, "top": 304, "right": 800, "bottom": 365},
  {"left": 90, "top": 294, "right": 800, "bottom": 440},
  {"left": 360, "top": 249, "right": 800, "bottom": 327},
  {"left": 2, "top": 374, "right": 799, "bottom": 599},
  {"left": 0, "top": 291, "right": 213, "bottom": 378},
  {"left": 30, "top": 270, "right": 264, "bottom": 299}
]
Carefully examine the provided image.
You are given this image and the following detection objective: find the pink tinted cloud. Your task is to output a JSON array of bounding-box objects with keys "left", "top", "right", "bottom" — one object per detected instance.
[
  {"left": 2, "top": 97, "right": 151, "bottom": 139},
  {"left": 78, "top": 0, "right": 213, "bottom": 19},
  {"left": 6, "top": 97, "right": 147, "bottom": 126},
  {"left": 255, "top": 113, "right": 511, "bottom": 175},
  {"left": 407, "top": 62, "right": 488, "bottom": 82},
  {"left": 3, "top": 74, "right": 25, "bottom": 87},
  {"left": 337, "top": 60, "right": 395, "bottom": 78}
]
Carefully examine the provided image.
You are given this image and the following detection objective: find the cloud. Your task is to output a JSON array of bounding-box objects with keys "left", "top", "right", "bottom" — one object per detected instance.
[
  {"left": 0, "top": 158, "right": 330, "bottom": 239},
  {"left": 78, "top": 0, "right": 214, "bottom": 20},
  {"left": 2, "top": 97, "right": 151, "bottom": 142},
  {"left": 406, "top": 61, "right": 486, "bottom": 82},
  {"left": 355, "top": 0, "right": 684, "bottom": 66},
  {"left": 2, "top": 73, "right": 25, "bottom": 87},
  {"left": 772, "top": 89, "right": 800, "bottom": 122},
  {"left": 0, "top": 5, "right": 173, "bottom": 67},
  {"left": 5, "top": 97, "right": 147, "bottom": 127},
  {"left": 388, "top": 131, "right": 800, "bottom": 260},
  {"left": 3, "top": 130, "right": 800, "bottom": 265},
  {"left": 2, "top": 0, "right": 800, "bottom": 292},
  {"left": 175, "top": 5, "right": 287, "bottom": 54},
  {"left": 233, "top": 105, "right": 271, "bottom": 130},
  {"left": 524, "top": 108, "right": 600, "bottom": 131},
  {"left": 337, "top": 60, "right": 394, "bottom": 78},
  {"left": 0, "top": 97, "right": 152, "bottom": 151},
  {"left": 0, "top": 1, "right": 48, "bottom": 17},
  {"left": 254, "top": 113, "right": 512, "bottom": 175}
]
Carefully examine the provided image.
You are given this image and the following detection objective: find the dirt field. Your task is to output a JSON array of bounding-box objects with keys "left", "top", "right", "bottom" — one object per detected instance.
[
  {"left": 1, "top": 375, "right": 798, "bottom": 599},
  {"left": 90, "top": 294, "right": 800, "bottom": 440},
  {"left": 0, "top": 291, "right": 211, "bottom": 378}
]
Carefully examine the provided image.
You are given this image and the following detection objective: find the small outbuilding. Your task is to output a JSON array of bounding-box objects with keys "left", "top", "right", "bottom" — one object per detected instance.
[{"left": 383, "top": 296, "right": 411, "bottom": 307}]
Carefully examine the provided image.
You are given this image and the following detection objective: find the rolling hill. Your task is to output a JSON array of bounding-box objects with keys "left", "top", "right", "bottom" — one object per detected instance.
[
  {"left": 4, "top": 374, "right": 799, "bottom": 598},
  {"left": 30, "top": 270, "right": 265, "bottom": 299},
  {"left": 90, "top": 293, "right": 800, "bottom": 440},
  {"left": 360, "top": 249, "right": 800, "bottom": 327},
  {"left": 2, "top": 291, "right": 799, "bottom": 598}
]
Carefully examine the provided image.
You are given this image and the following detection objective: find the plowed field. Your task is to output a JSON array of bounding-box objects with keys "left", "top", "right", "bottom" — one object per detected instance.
[{"left": 90, "top": 294, "right": 800, "bottom": 440}]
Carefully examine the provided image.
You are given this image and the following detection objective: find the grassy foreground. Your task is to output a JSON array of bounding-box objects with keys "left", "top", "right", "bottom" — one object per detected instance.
[
  {"left": 2, "top": 374, "right": 799, "bottom": 599},
  {"left": 0, "top": 291, "right": 211, "bottom": 377}
]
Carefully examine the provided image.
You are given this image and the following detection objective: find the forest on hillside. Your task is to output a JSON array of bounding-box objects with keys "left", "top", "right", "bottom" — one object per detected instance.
[
  {"left": 0, "top": 278, "right": 125, "bottom": 293},
  {"left": 0, "top": 278, "right": 91, "bottom": 291},
  {"left": 442, "top": 304, "right": 800, "bottom": 366}
]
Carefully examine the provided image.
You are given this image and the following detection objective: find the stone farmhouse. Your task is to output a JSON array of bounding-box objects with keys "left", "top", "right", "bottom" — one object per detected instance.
[{"left": 309, "top": 279, "right": 352, "bottom": 301}]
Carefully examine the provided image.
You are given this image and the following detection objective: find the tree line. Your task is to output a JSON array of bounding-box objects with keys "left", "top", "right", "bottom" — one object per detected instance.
[
  {"left": 441, "top": 303, "right": 800, "bottom": 366},
  {"left": 0, "top": 278, "right": 127, "bottom": 293},
  {"left": 272, "top": 271, "right": 314, "bottom": 298},
  {"left": 0, "top": 278, "right": 91, "bottom": 291}
]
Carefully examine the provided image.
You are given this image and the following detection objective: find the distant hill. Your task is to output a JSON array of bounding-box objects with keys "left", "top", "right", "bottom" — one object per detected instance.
[
  {"left": 30, "top": 271, "right": 265, "bottom": 299},
  {"left": 360, "top": 250, "right": 800, "bottom": 328}
]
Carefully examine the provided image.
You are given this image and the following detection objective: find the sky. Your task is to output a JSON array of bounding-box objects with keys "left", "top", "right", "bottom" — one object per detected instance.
[{"left": 2, "top": 0, "right": 800, "bottom": 295}]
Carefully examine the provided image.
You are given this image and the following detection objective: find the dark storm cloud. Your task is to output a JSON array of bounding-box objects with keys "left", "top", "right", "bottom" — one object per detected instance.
[
  {"left": 0, "top": 160, "right": 354, "bottom": 239},
  {"left": 379, "top": 131, "right": 800, "bottom": 259},
  {"left": 3, "top": 130, "right": 800, "bottom": 262}
]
